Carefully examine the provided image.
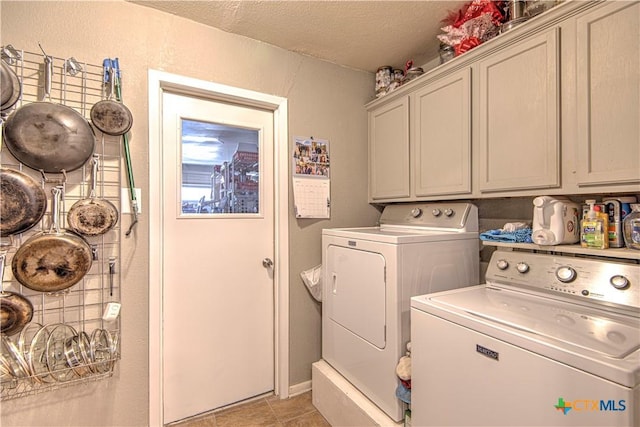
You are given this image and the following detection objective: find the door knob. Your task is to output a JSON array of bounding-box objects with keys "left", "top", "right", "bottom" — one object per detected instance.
[{"left": 262, "top": 258, "right": 274, "bottom": 269}]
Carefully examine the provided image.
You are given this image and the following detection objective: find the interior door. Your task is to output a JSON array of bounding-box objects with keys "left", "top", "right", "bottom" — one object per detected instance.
[{"left": 161, "top": 92, "right": 275, "bottom": 424}]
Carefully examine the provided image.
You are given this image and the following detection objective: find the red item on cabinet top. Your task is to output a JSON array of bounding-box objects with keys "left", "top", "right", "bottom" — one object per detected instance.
[
  {"left": 454, "top": 0, "right": 505, "bottom": 27},
  {"left": 455, "top": 37, "right": 482, "bottom": 55}
]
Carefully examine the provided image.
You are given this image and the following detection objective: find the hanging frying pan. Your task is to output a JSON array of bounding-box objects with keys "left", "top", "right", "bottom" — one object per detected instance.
[
  {"left": 0, "top": 59, "right": 21, "bottom": 114},
  {"left": 0, "top": 252, "right": 34, "bottom": 336},
  {"left": 90, "top": 64, "right": 132, "bottom": 136},
  {"left": 2, "top": 55, "right": 95, "bottom": 173},
  {"left": 12, "top": 187, "right": 93, "bottom": 293},
  {"left": 0, "top": 168, "right": 47, "bottom": 237},
  {"left": 67, "top": 155, "right": 118, "bottom": 236}
]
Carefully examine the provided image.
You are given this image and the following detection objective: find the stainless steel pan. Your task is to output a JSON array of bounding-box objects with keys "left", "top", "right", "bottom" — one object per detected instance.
[
  {"left": 0, "top": 252, "right": 34, "bottom": 336},
  {"left": 2, "top": 56, "right": 95, "bottom": 173},
  {"left": 67, "top": 155, "right": 118, "bottom": 236},
  {"left": 0, "top": 59, "right": 21, "bottom": 114},
  {"left": 12, "top": 187, "right": 92, "bottom": 293},
  {"left": 0, "top": 168, "right": 47, "bottom": 237},
  {"left": 90, "top": 66, "right": 132, "bottom": 136}
]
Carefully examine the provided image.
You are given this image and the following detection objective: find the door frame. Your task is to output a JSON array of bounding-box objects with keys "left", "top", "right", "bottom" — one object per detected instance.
[{"left": 147, "top": 69, "right": 289, "bottom": 426}]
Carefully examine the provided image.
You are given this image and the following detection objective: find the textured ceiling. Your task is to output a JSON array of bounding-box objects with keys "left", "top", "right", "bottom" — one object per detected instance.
[{"left": 129, "top": 0, "right": 468, "bottom": 73}]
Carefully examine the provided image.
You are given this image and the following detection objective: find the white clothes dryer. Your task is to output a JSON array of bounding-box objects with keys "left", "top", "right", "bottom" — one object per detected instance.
[{"left": 322, "top": 202, "right": 479, "bottom": 421}]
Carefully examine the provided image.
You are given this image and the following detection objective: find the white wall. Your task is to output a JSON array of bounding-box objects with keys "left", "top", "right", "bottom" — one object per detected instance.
[{"left": 0, "top": 1, "right": 379, "bottom": 425}]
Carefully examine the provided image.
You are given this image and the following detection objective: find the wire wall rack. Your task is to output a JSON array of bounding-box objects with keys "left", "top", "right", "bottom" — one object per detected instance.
[{"left": 1, "top": 45, "right": 122, "bottom": 400}]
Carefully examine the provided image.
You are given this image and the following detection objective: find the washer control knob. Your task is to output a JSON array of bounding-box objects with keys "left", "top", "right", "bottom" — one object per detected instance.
[
  {"left": 496, "top": 259, "right": 509, "bottom": 270},
  {"left": 556, "top": 266, "right": 577, "bottom": 283},
  {"left": 516, "top": 262, "right": 530, "bottom": 274},
  {"left": 432, "top": 208, "right": 442, "bottom": 217},
  {"left": 444, "top": 208, "right": 454, "bottom": 217},
  {"left": 610, "top": 275, "right": 630, "bottom": 290},
  {"left": 410, "top": 208, "right": 423, "bottom": 218}
]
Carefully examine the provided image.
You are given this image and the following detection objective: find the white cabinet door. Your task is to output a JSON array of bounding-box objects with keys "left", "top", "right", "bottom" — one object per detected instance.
[
  {"left": 478, "top": 28, "right": 561, "bottom": 193},
  {"left": 412, "top": 68, "right": 472, "bottom": 197},
  {"left": 576, "top": 1, "right": 640, "bottom": 187},
  {"left": 369, "top": 96, "right": 410, "bottom": 201}
]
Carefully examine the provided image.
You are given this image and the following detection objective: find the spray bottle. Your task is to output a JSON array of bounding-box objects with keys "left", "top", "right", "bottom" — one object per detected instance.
[{"left": 580, "top": 199, "right": 609, "bottom": 249}]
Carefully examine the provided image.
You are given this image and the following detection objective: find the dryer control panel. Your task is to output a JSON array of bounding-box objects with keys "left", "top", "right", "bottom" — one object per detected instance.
[{"left": 379, "top": 202, "right": 478, "bottom": 232}]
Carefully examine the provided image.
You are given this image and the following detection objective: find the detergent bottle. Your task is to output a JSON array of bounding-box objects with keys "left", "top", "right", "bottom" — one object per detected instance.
[
  {"left": 531, "top": 196, "right": 580, "bottom": 245},
  {"left": 580, "top": 199, "right": 609, "bottom": 249},
  {"left": 623, "top": 204, "right": 640, "bottom": 250}
]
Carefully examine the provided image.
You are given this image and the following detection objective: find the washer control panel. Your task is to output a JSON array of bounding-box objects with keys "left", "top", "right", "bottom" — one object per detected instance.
[{"left": 486, "top": 251, "right": 640, "bottom": 311}]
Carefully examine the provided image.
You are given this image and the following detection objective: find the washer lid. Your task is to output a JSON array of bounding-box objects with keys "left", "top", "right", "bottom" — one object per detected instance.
[{"left": 422, "top": 286, "right": 640, "bottom": 359}]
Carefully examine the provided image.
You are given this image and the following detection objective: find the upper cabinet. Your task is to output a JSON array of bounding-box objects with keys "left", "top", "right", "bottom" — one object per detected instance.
[
  {"left": 366, "top": 1, "right": 639, "bottom": 203},
  {"left": 368, "top": 68, "right": 472, "bottom": 203},
  {"left": 477, "top": 28, "right": 560, "bottom": 193},
  {"left": 412, "top": 68, "right": 472, "bottom": 197},
  {"left": 368, "top": 96, "right": 410, "bottom": 201},
  {"left": 575, "top": 1, "right": 640, "bottom": 188}
]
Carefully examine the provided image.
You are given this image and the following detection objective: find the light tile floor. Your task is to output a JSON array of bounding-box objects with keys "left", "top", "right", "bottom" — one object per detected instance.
[{"left": 171, "top": 391, "right": 331, "bottom": 427}]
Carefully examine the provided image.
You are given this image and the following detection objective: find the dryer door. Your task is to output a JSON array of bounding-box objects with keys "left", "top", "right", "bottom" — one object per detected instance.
[{"left": 326, "top": 245, "right": 386, "bottom": 348}]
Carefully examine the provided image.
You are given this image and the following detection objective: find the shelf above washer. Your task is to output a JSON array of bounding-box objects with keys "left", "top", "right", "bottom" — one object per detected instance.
[{"left": 482, "top": 241, "right": 640, "bottom": 261}]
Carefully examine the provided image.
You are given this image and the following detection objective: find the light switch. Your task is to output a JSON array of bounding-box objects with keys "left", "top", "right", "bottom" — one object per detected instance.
[{"left": 102, "top": 302, "right": 121, "bottom": 321}]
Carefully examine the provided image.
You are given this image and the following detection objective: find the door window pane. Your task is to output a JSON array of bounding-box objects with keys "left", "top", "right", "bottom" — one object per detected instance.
[{"left": 181, "top": 119, "right": 259, "bottom": 214}]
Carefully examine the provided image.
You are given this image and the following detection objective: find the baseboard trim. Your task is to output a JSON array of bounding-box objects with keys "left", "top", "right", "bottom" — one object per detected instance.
[{"left": 288, "top": 380, "right": 312, "bottom": 397}]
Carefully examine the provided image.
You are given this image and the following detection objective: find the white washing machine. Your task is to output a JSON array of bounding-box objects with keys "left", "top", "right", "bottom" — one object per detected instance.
[
  {"left": 411, "top": 249, "right": 640, "bottom": 427},
  {"left": 322, "top": 202, "right": 479, "bottom": 422}
]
